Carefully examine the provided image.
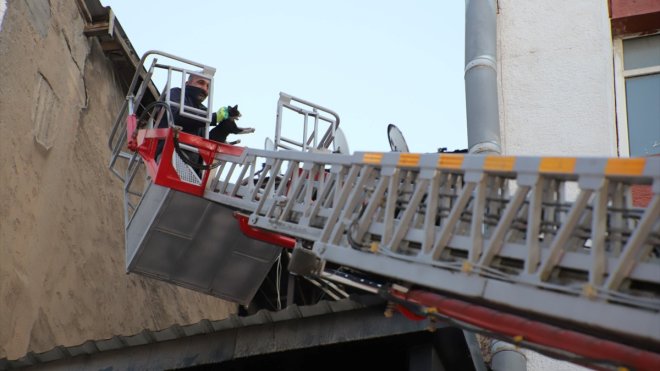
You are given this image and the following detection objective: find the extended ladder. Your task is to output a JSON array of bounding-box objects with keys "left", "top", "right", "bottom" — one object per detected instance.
[
  {"left": 202, "top": 147, "right": 660, "bottom": 341},
  {"left": 109, "top": 51, "right": 660, "bottom": 370}
]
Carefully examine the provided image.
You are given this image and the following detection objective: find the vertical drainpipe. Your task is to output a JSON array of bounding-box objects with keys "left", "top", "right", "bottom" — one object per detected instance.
[
  {"left": 465, "top": 0, "right": 501, "bottom": 154},
  {"left": 466, "top": 1, "right": 525, "bottom": 368}
]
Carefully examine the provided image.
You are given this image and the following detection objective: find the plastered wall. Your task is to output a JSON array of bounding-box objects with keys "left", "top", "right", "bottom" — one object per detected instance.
[
  {"left": 0, "top": 0, "right": 235, "bottom": 360},
  {"left": 497, "top": 0, "right": 617, "bottom": 157}
]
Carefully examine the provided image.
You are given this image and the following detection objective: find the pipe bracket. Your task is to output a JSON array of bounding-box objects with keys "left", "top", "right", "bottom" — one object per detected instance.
[{"left": 465, "top": 55, "right": 497, "bottom": 74}]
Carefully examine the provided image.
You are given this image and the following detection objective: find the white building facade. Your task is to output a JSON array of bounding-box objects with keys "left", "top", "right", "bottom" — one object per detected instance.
[
  {"left": 497, "top": 0, "right": 659, "bottom": 159},
  {"left": 495, "top": 1, "right": 659, "bottom": 369}
]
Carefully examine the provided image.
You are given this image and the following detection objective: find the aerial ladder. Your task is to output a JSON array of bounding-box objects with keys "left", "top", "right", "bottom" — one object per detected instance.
[{"left": 108, "top": 51, "right": 660, "bottom": 371}]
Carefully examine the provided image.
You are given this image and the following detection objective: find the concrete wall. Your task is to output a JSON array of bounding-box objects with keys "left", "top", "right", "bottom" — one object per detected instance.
[
  {"left": 496, "top": 2, "right": 617, "bottom": 369},
  {"left": 0, "top": 1, "right": 7, "bottom": 31},
  {"left": 497, "top": 0, "right": 617, "bottom": 156},
  {"left": 0, "top": 0, "right": 235, "bottom": 360}
]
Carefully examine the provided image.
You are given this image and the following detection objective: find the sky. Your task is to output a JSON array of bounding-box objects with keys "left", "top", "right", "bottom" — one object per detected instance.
[{"left": 99, "top": 0, "right": 467, "bottom": 154}]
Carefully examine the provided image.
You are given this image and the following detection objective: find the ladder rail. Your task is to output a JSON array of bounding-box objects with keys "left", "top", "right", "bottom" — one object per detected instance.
[
  {"left": 275, "top": 92, "right": 341, "bottom": 152},
  {"left": 202, "top": 148, "right": 660, "bottom": 342}
]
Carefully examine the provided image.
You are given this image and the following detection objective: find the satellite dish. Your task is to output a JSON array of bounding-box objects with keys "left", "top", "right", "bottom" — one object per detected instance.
[
  {"left": 264, "top": 137, "right": 275, "bottom": 151},
  {"left": 333, "top": 128, "right": 350, "bottom": 154},
  {"left": 387, "top": 124, "right": 409, "bottom": 152}
]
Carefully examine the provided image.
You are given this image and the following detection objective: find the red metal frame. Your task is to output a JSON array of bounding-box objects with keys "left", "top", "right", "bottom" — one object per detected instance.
[
  {"left": 234, "top": 212, "right": 296, "bottom": 249},
  {"left": 126, "top": 114, "right": 139, "bottom": 151},
  {"left": 391, "top": 289, "right": 660, "bottom": 371},
  {"left": 126, "top": 116, "right": 244, "bottom": 197}
]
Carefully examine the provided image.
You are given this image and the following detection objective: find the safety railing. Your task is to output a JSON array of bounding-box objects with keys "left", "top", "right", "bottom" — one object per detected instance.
[
  {"left": 108, "top": 50, "right": 216, "bottom": 181},
  {"left": 274, "top": 92, "right": 340, "bottom": 152}
]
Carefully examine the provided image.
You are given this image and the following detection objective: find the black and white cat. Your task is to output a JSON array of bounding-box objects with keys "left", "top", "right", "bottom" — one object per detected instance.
[{"left": 209, "top": 105, "right": 255, "bottom": 144}]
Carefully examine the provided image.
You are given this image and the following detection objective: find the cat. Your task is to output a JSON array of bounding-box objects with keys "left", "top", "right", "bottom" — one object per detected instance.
[{"left": 209, "top": 105, "right": 255, "bottom": 144}]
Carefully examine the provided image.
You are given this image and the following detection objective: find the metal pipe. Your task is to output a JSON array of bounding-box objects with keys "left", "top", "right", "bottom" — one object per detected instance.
[
  {"left": 465, "top": 0, "right": 501, "bottom": 154},
  {"left": 490, "top": 340, "right": 527, "bottom": 371},
  {"left": 391, "top": 288, "right": 660, "bottom": 371}
]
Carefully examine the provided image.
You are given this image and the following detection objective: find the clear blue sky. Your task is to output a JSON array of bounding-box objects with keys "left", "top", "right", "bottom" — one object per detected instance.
[{"left": 100, "top": 0, "right": 467, "bottom": 153}]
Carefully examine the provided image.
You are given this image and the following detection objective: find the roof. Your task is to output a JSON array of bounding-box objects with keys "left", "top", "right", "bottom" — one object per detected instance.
[{"left": 0, "top": 295, "right": 447, "bottom": 370}]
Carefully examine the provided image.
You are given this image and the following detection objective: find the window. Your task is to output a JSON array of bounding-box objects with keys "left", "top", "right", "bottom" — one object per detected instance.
[
  {"left": 616, "top": 34, "right": 660, "bottom": 157},
  {"left": 33, "top": 72, "right": 59, "bottom": 151}
]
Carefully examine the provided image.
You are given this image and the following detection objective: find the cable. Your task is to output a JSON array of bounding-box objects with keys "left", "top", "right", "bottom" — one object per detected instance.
[
  {"left": 275, "top": 253, "right": 282, "bottom": 310},
  {"left": 137, "top": 101, "right": 173, "bottom": 130},
  {"left": 139, "top": 100, "right": 225, "bottom": 172},
  {"left": 347, "top": 219, "right": 368, "bottom": 251},
  {"left": 172, "top": 130, "right": 224, "bottom": 171},
  {"left": 302, "top": 276, "right": 344, "bottom": 301}
]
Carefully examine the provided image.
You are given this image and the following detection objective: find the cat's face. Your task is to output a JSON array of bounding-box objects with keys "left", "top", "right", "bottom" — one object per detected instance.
[{"left": 228, "top": 105, "right": 241, "bottom": 119}]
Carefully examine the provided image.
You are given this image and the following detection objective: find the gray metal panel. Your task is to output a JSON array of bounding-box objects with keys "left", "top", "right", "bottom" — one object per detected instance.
[
  {"left": 125, "top": 182, "right": 169, "bottom": 271},
  {"left": 126, "top": 184, "right": 281, "bottom": 305}
]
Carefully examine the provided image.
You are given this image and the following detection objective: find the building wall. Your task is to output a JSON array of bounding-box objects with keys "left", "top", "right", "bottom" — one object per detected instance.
[
  {"left": 0, "top": 1, "right": 7, "bottom": 31},
  {"left": 0, "top": 0, "right": 235, "bottom": 360},
  {"left": 498, "top": 0, "right": 617, "bottom": 157},
  {"left": 497, "top": 2, "right": 618, "bottom": 370}
]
